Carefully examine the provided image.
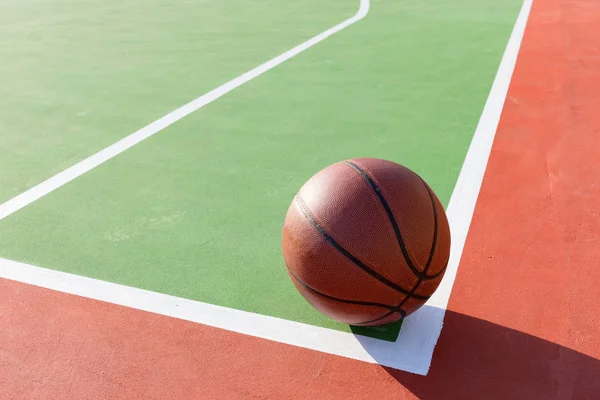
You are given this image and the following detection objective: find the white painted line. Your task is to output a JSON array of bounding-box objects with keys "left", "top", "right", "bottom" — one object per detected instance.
[
  {"left": 407, "top": 0, "right": 534, "bottom": 373},
  {"left": 0, "top": 0, "right": 532, "bottom": 376},
  {"left": 0, "top": 0, "right": 370, "bottom": 222},
  {"left": 0, "top": 257, "right": 435, "bottom": 375}
]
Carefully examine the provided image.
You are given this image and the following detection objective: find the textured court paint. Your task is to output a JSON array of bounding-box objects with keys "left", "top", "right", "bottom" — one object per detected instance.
[
  {"left": 2, "top": 0, "right": 599, "bottom": 395},
  {"left": 386, "top": 0, "right": 600, "bottom": 396},
  {"left": 446, "top": 0, "right": 600, "bottom": 362},
  {"left": 0, "top": 1, "right": 524, "bottom": 338},
  {"left": 0, "top": 0, "right": 356, "bottom": 203},
  {"left": 0, "top": 258, "right": 430, "bottom": 372},
  {"left": 0, "top": 0, "right": 370, "bottom": 222},
  {"left": 0, "top": 278, "right": 423, "bottom": 400}
]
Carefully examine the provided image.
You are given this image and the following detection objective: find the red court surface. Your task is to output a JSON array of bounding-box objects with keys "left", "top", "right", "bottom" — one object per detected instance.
[{"left": 1, "top": 0, "right": 599, "bottom": 398}]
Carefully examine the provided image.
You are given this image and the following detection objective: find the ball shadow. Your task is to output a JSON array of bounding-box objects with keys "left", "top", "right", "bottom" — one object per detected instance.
[{"left": 357, "top": 309, "right": 600, "bottom": 399}]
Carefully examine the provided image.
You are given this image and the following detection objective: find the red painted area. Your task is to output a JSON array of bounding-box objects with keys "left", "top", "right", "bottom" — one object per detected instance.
[
  {"left": 386, "top": 0, "right": 600, "bottom": 397},
  {"left": 1, "top": 0, "right": 599, "bottom": 398},
  {"left": 448, "top": 0, "right": 600, "bottom": 358},
  {"left": 0, "top": 279, "right": 414, "bottom": 400}
]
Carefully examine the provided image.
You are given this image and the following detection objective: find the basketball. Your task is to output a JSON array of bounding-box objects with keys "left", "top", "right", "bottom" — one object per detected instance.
[{"left": 282, "top": 158, "right": 451, "bottom": 326}]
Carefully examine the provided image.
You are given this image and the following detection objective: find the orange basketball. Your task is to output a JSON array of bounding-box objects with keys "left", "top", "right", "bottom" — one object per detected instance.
[{"left": 282, "top": 158, "right": 451, "bottom": 326}]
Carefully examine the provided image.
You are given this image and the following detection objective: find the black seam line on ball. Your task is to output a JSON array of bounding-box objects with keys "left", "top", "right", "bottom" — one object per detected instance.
[
  {"left": 371, "top": 258, "right": 444, "bottom": 327},
  {"left": 385, "top": 275, "right": 427, "bottom": 324},
  {"left": 352, "top": 261, "right": 448, "bottom": 326},
  {"left": 360, "top": 260, "right": 448, "bottom": 327},
  {"left": 352, "top": 261, "right": 449, "bottom": 326},
  {"left": 419, "top": 176, "right": 439, "bottom": 275},
  {"left": 295, "top": 195, "right": 430, "bottom": 301},
  {"left": 354, "top": 281, "right": 417, "bottom": 326},
  {"left": 343, "top": 161, "right": 425, "bottom": 280},
  {"left": 288, "top": 268, "right": 396, "bottom": 310},
  {"left": 345, "top": 161, "right": 441, "bottom": 281},
  {"left": 418, "top": 176, "right": 445, "bottom": 280},
  {"left": 383, "top": 180, "right": 443, "bottom": 313}
]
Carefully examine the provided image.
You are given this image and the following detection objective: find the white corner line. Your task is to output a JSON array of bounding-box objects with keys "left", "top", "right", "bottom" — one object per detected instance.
[
  {"left": 0, "top": 0, "right": 532, "bottom": 377},
  {"left": 403, "top": 0, "right": 534, "bottom": 374},
  {"left": 0, "top": 0, "right": 370, "bottom": 222},
  {"left": 429, "top": 0, "right": 533, "bottom": 311}
]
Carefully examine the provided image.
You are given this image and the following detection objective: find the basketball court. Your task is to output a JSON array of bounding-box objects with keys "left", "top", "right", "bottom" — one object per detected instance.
[{"left": 1, "top": 0, "right": 599, "bottom": 398}]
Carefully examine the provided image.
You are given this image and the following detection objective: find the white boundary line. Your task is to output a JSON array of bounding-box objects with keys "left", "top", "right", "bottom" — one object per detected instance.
[
  {"left": 0, "top": 0, "right": 370, "bottom": 222},
  {"left": 0, "top": 0, "right": 532, "bottom": 376}
]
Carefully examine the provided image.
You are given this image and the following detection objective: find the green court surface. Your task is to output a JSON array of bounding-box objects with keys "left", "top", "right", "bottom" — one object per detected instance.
[
  {"left": 0, "top": 0, "right": 354, "bottom": 202},
  {"left": 0, "top": 0, "right": 522, "bottom": 338}
]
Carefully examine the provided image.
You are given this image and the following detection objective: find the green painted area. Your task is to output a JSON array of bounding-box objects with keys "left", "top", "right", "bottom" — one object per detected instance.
[
  {"left": 0, "top": 0, "right": 523, "bottom": 339},
  {"left": 351, "top": 320, "right": 403, "bottom": 342},
  {"left": 0, "top": 0, "right": 354, "bottom": 203}
]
